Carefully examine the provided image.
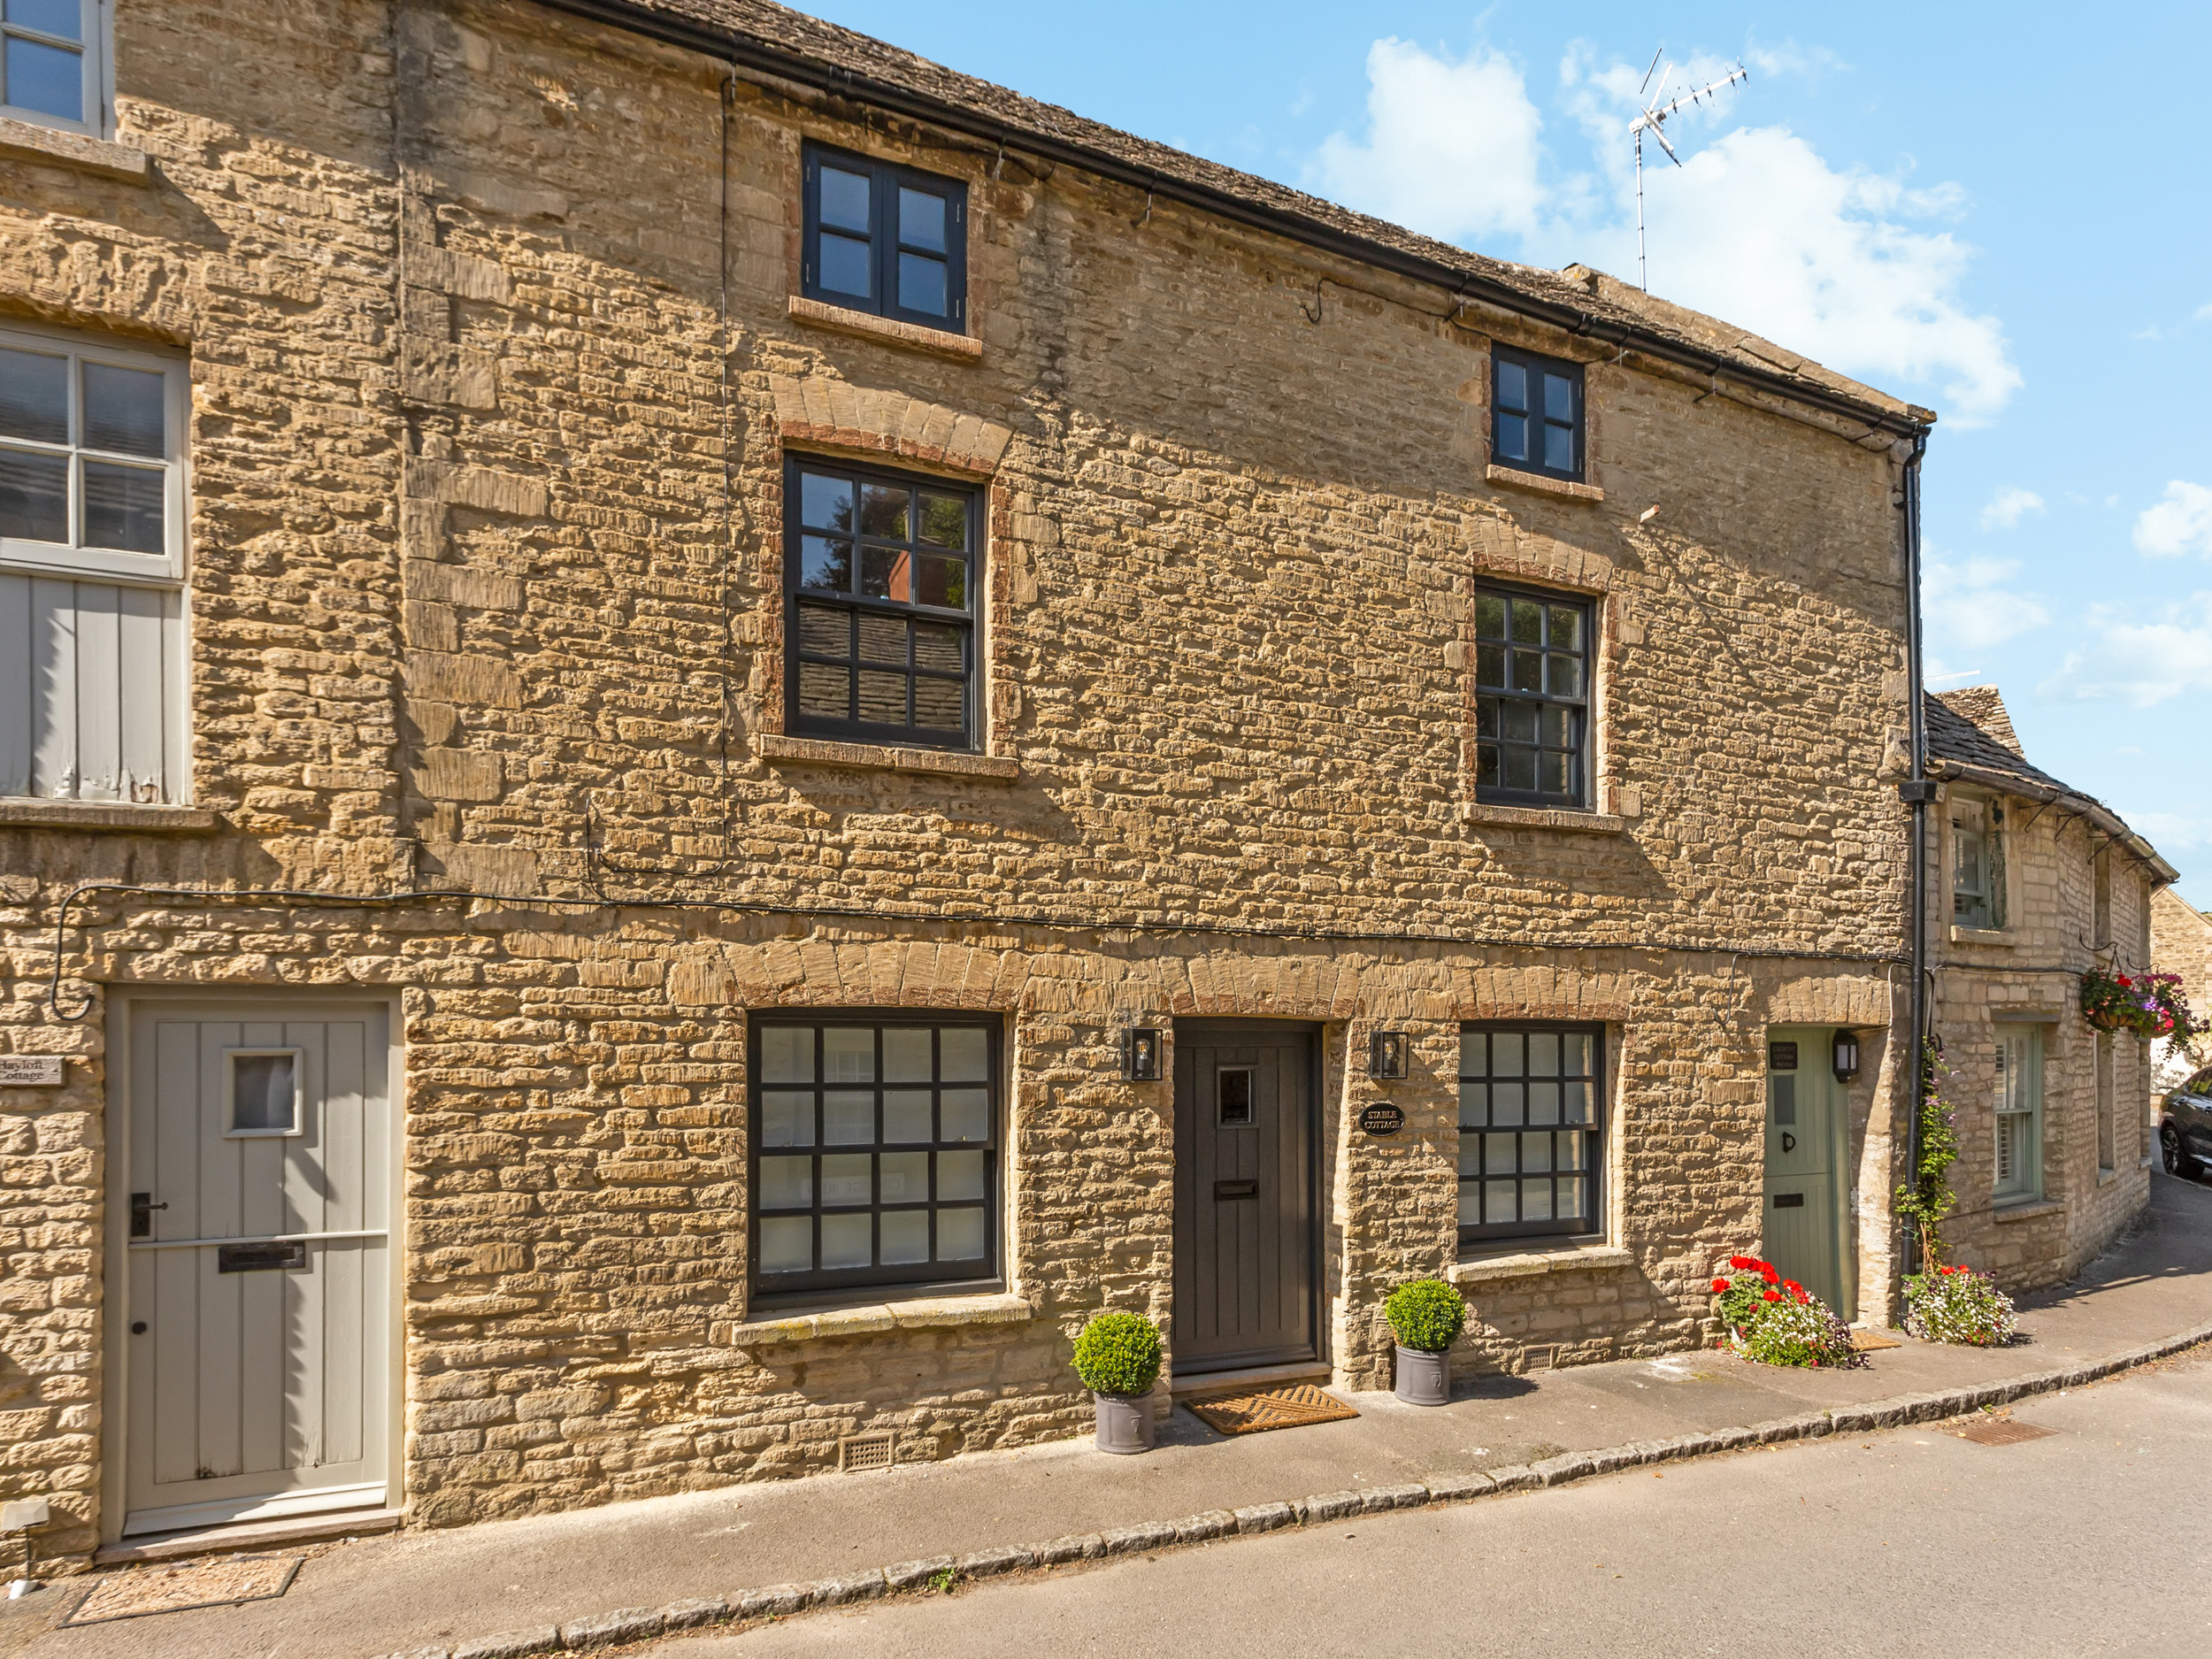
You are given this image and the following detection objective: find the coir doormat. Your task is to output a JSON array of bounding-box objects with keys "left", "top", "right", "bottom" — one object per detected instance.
[
  {"left": 1848, "top": 1328, "right": 1904, "bottom": 1352},
  {"left": 1186, "top": 1384, "right": 1360, "bottom": 1436},
  {"left": 61, "top": 1555, "right": 303, "bottom": 1625}
]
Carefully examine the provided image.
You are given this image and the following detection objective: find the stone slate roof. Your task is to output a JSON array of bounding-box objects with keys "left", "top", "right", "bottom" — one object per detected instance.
[
  {"left": 556, "top": 0, "right": 1931, "bottom": 431},
  {"left": 1927, "top": 688, "right": 2070, "bottom": 796}
]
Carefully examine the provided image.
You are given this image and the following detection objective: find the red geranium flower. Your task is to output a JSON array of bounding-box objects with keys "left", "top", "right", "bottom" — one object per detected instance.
[
  {"left": 1783, "top": 1279, "right": 1802, "bottom": 1294},
  {"left": 1762, "top": 1288, "right": 1781, "bottom": 1302},
  {"left": 1762, "top": 1268, "right": 1779, "bottom": 1284},
  {"left": 1710, "top": 1278, "right": 1732, "bottom": 1294},
  {"left": 1729, "top": 1256, "right": 1757, "bottom": 1271},
  {"left": 2117, "top": 975, "right": 2132, "bottom": 987}
]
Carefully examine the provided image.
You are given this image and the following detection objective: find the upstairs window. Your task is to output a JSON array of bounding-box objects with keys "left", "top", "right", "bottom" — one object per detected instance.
[
  {"left": 1952, "top": 795, "right": 2007, "bottom": 930},
  {"left": 802, "top": 144, "right": 968, "bottom": 332},
  {"left": 1493, "top": 346, "right": 1583, "bottom": 482},
  {"left": 1474, "top": 582, "right": 1590, "bottom": 810},
  {"left": 3, "top": 0, "right": 103, "bottom": 134},
  {"left": 1, "top": 322, "right": 188, "bottom": 806},
  {"left": 784, "top": 456, "right": 978, "bottom": 751}
]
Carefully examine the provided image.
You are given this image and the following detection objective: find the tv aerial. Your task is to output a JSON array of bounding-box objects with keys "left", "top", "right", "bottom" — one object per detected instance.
[{"left": 1629, "top": 50, "right": 1748, "bottom": 291}]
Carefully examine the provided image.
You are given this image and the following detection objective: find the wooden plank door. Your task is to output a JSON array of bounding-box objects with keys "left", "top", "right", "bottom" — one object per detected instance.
[
  {"left": 124, "top": 1002, "right": 391, "bottom": 1535},
  {"left": 1761, "top": 1026, "right": 1850, "bottom": 1317},
  {"left": 1172, "top": 1021, "right": 1318, "bottom": 1374}
]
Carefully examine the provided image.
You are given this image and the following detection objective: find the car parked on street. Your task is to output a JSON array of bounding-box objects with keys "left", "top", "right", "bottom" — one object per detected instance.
[{"left": 2161, "top": 1068, "right": 2212, "bottom": 1178}]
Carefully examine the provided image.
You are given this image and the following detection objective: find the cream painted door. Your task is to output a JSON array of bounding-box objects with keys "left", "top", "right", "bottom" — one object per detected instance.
[
  {"left": 1762, "top": 1028, "right": 1852, "bottom": 1319},
  {"left": 124, "top": 1003, "right": 391, "bottom": 1535}
]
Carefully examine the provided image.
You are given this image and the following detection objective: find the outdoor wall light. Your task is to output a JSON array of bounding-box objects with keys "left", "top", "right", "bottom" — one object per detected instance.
[
  {"left": 1368, "top": 1030, "right": 1409, "bottom": 1081},
  {"left": 1832, "top": 1029, "right": 1861, "bottom": 1084},
  {"left": 1122, "top": 1026, "right": 1163, "bottom": 1081}
]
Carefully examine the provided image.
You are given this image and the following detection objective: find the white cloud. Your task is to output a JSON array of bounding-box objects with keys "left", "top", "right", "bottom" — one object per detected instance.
[
  {"left": 1599, "top": 127, "right": 2020, "bottom": 421},
  {"left": 1979, "top": 487, "right": 2045, "bottom": 531},
  {"left": 2134, "top": 481, "right": 2212, "bottom": 558},
  {"left": 2044, "top": 593, "right": 2212, "bottom": 708},
  {"left": 1310, "top": 40, "right": 1547, "bottom": 243},
  {"left": 1922, "top": 554, "right": 2050, "bottom": 653},
  {"left": 1315, "top": 41, "right": 2021, "bottom": 424}
]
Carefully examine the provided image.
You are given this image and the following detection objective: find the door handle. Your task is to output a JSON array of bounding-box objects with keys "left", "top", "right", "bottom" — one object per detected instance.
[
  {"left": 129, "top": 1193, "right": 168, "bottom": 1239},
  {"left": 1780, "top": 1133, "right": 1797, "bottom": 1154}
]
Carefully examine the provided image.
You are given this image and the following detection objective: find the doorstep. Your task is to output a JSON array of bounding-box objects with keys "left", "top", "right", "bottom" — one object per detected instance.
[
  {"left": 1169, "top": 1360, "right": 1334, "bottom": 1400},
  {"left": 93, "top": 1507, "right": 403, "bottom": 1565}
]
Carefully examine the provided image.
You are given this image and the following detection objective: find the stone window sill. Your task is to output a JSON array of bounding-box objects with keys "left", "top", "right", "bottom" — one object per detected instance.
[
  {"left": 1460, "top": 801, "right": 1626, "bottom": 834},
  {"left": 0, "top": 798, "right": 218, "bottom": 832},
  {"left": 1992, "top": 1197, "right": 2063, "bottom": 1225},
  {"left": 0, "top": 114, "right": 149, "bottom": 180},
  {"left": 1948, "top": 926, "right": 2014, "bottom": 946},
  {"left": 717, "top": 1289, "right": 1031, "bottom": 1347},
  {"left": 1452, "top": 1241, "right": 1631, "bottom": 1285},
  {"left": 787, "top": 296, "right": 982, "bottom": 363},
  {"left": 757, "top": 732, "right": 1018, "bottom": 781},
  {"left": 1486, "top": 464, "right": 1604, "bottom": 503}
]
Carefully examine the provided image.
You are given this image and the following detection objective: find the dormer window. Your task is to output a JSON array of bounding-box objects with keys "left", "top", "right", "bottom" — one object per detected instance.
[{"left": 1952, "top": 795, "right": 2007, "bottom": 930}]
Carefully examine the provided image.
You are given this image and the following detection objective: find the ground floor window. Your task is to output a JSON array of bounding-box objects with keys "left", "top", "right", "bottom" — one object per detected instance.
[
  {"left": 2096, "top": 1033, "right": 2115, "bottom": 1176},
  {"left": 749, "top": 1012, "right": 1000, "bottom": 1303},
  {"left": 1458, "top": 1023, "right": 1603, "bottom": 1243},
  {"left": 1993, "top": 1023, "right": 2042, "bottom": 1202}
]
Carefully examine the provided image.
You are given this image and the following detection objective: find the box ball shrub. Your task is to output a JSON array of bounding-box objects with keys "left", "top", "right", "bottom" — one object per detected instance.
[
  {"left": 1384, "top": 1277, "right": 1466, "bottom": 1353},
  {"left": 1071, "top": 1311, "right": 1162, "bottom": 1396}
]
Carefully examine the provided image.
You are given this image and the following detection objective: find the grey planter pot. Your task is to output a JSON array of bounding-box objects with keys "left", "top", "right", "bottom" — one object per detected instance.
[
  {"left": 1093, "top": 1389, "right": 1156, "bottom": 1454},
  {"left": 1394, "top": 1343, "right": 1450, "bottom": 1406}
]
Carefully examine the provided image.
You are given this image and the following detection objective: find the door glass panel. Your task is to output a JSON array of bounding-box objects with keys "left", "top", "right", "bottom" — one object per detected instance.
[
  {"left": 1217, "top": 1066, "right": 1255, "bottom": 1125},
  {"left": 230, "top": 1053, "right": 296, "bottom": 1134}
]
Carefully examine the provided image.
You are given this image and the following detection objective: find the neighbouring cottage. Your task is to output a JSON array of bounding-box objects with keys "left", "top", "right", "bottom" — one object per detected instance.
[
  {"left": 1921, "top": 687, "right": 2174, "bottom": 1286},
  {"left": 2151, "top": 889, "right": 2212, "bottom": 1095},
  {"left": 1, "top": 0, "right": 2117, "bottom": 1572}
]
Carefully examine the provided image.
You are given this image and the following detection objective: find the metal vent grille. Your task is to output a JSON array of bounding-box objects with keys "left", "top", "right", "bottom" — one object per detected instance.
[
  {"left": 840, "top": 1432, "right": 895, "bottom": 1472},
  {"left": 1521, "top": 1344, "right": 1557, "bottom": 1373}
]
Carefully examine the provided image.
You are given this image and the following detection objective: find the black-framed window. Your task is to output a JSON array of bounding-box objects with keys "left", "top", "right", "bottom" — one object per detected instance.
[
  {"left": 802, "top": 143, "right": 968, "bottom": 331},
  {"left": 749, "top": 1013, "right": 1002, "bottom": 1303},
  {"left": 784, "top": 456, "right": 979, "bottom": 749},
  {"left": 1493, "top": 347, "right": 1583, "bottom": 481},
  {"left": 1458, "top": 1024, "right": 1603, "bottom": 1244},
  {"left": 1474, "top": 582, "right": 1590, "bottom": 809}
]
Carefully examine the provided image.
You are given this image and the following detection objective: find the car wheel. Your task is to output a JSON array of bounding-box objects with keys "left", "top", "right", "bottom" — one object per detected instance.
[{"left": 2163, "top": 1126, "right": 2190, "bottom": 1179}]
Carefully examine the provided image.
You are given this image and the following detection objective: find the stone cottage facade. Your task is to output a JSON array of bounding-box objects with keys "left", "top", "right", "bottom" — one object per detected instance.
[
  {"left": 1921, "top": 688, "right": 2173, "bottom": 1287},
  {"left": 2151, "top": 888, "right": 2212, "bottom": 1096},
  {"left": 0, "top": 0, "right": 1958, "bottom": 1567}
]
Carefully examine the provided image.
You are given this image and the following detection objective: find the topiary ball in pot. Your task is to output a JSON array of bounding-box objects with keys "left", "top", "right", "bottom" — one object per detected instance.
[
  {"left": 1384, "top": 1277, "right": 1465, "bottom": 1407},
  {"left": 1072, "top": 1312, "right": 1163, "bottom": 1455}
]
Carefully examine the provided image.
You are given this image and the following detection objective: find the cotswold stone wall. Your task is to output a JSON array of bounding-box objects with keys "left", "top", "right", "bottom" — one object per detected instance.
[
  {"left": 1928, "top": 800, "right": 2158, "bottom": 1289},
  {"left": 2153, "top": 889, "right": 2212, "bottom": 1092},
  {"left": 0, "top": 0, "right": 1916, "bottom": 1563}
]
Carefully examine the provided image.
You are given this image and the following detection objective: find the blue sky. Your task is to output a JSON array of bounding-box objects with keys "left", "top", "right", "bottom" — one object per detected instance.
[{"left": 803, "top": 3, "right": 2212, "bottom": 904}]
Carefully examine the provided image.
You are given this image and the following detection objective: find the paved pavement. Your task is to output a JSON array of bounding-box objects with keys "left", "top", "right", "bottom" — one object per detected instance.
[
  {"left": 18, "top": 1171, "right": 2212, "bottom": 1659},
  {"left": 705, "top": 1345, "right": 2212, "bottom": 1658}
]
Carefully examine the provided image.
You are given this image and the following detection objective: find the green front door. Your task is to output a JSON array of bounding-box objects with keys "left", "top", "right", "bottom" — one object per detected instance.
[{"left": 1762, "top": 1028, "right": 1852, "bottom": 1319}]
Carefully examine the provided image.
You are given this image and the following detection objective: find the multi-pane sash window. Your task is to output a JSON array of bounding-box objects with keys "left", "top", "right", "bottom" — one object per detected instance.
[
  {"left": 1474, "top": 584, "right": 1589, "bottom": 809},
  {"left": 1993, "top": 1024, "right": 2041, "bottom": 1202},
  {"left": 0, "top": 326, "right": 185, "bottom": 582},
  {"left": 1, "top": 0, "right": 101, "bottom": 133},
  {"left": 786, "top": 457, "right": 977, "bottom": 749},
  {"left": 1459, "top": 1024, "right": 1602, "bottom": 1243},
  {"left": 750, "top": 1015, "right": 1000, "bottom": 1302},
  {"left": 1493, "top": 347, "right": 1584, "bottom": 481},
  {"left": 802, "top": 144, "right": 968, "bottom": 331},
  {"left": 1952, "top": 796, "right": 2007, "bottom": 929},
  {"left": 2096, "top": 1033, "right": 2116, "bottom": 1177}
]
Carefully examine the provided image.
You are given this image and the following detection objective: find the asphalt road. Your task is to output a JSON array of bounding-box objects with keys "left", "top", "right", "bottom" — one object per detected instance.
[{"left": 673, "top": 1350, "right": 2212, "bottom": 1659}]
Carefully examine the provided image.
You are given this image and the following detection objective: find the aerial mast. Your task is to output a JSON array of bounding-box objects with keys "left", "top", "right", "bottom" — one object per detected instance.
[{"left": 1630, "top": 54, "right": 1749, "bottom": 291}]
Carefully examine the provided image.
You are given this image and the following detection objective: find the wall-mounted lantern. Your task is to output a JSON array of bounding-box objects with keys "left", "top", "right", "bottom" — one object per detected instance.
[
  {"left": 1832, "top": 1029, "right": 1861, "bottom": 1084},
  {"left": 1367, "top": 1030, "right": 1409, "bottom": 1081},
  {"left": 1122, "top": 1026, "right": 1163, "bottom": 1082}
]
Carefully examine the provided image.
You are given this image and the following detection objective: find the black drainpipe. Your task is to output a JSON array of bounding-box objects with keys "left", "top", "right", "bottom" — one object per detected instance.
[{"left": 1899, "top": 430, "right": 1933, "bottom": 1280}]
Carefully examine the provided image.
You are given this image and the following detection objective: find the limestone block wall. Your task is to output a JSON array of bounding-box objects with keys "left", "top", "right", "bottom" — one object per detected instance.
[
  {"left": 0, "top": 0, "right": 1923, "bottom": 1563},
  {"left": 1927, "top": 793, "right": 2159, "bottom": 1288},
  {"left": 2152, "top": 889, "right": 2212, "bottom": 1094}
]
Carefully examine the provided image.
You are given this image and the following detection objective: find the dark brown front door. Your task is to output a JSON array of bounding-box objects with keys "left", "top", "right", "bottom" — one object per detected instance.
[{"left": 1173, "top": 1021, "right": 1319, "bottom": 1373}]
